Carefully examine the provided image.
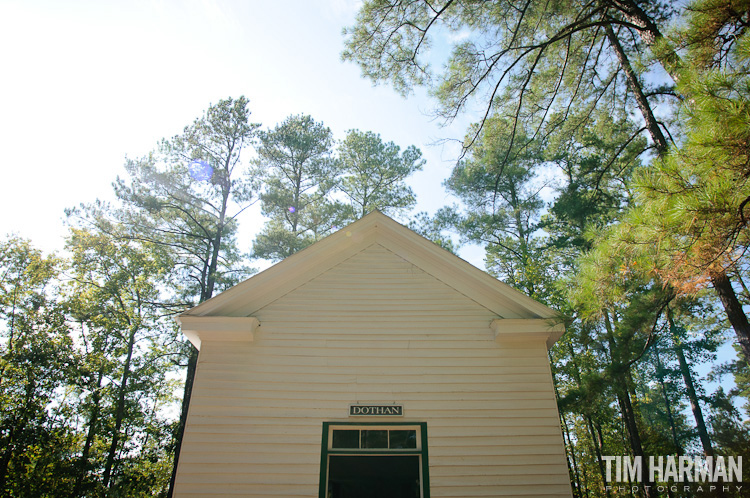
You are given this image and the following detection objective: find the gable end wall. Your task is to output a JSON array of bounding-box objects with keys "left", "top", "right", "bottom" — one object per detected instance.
[{"left": 174, "top": 244, "right": 572, "bottom": 497}]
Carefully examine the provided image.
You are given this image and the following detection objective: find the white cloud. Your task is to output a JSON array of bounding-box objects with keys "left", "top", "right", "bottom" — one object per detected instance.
[{"left": 446, "top": 29, "right": 472, "bottom": 43}]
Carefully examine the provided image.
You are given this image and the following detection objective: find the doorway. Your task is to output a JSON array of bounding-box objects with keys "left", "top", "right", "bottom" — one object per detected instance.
[
  {"left": 328, "top": 455, "right": 420, "bottom": 498},
  {"left": 319, "top": 423, "right": 430, "bottom": 498}
]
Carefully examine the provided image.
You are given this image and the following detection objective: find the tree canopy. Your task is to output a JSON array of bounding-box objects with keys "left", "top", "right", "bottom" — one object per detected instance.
[
  {"left": 336, "top": 129, "right": 425, "bottom": 218},
  {"left": 343, "top": 0, "right": 677, "bottom": 154},
  {"left": 345, "top": 2, "right": 750, "bottom": 495},
  {"left": 4, "top": 2, "right": 750, "bottom": 493}
]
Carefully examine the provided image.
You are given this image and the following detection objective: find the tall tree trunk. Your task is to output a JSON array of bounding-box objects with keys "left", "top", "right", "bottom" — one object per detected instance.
[
  {"left": 566, "top": 343, "right": 610, "bottom": 497},
  {"left": 711, "top": 270, "right": 750, "bottom": 362},
  {"left": 667, "top": 313, "right": 715, "bottom": 457},
  {"left": 167, "top": 246, "right": 217, "bottom": 497},
  {"left": 204, "top": 182, "right": 230, "bottom": 301},
  {"left": 102, "top": 324, "right": 137, "bottom": 488},
  {"left": 167, "top": 180, "right": 230, "bottom": 498},
  {"left": 167, "top": 346, "right": 199, "bottom": 497},
  {"left": 604, "top": 24, "right": 668, "bottom": 154},
  {"left": 675, "top": 345, "right": 715, "bottom": 455},
  {"left": 615, "top": 387, "right": 645, "bottom": 463},
  {"left": 73, "top": 368, "right": 104, "bottom": 496},
  {"left": 652, "top": 341, "right": 683, "bottom": 455},
  {"left": 604, "top": 314, "right": 655, "bottom": 498},
  {"left": 586, "top": 416, "right": 611, "bottom": 497},
  {"left": 613, "top": 387, "right": 658, "bottom": 498},
  {"left": 561, "top": 412, "right": 584, "bottom": 498},
  {"left": 554, "top": 372, "right": 584, "bottom": 498}
]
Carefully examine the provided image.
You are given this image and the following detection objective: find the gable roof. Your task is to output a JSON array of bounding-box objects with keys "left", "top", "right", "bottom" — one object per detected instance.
[{"left": 183, "top": 211, "right": 559, "bottom": 321}]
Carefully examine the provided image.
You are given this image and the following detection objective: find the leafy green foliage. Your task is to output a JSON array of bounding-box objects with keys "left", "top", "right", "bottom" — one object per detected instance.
[
  {"left": 578, "top": 1, "right": 750, "bottom": 364},
  {"left": 0, "top": 239, "right": 78, "bottom": 496},
  {"left": 64, "top": 228, "right": 178, "bottom": 495},
  {"left": 64, "top": 97, "right": 260, "bottom": 496},
  {"left": 0, "top": 231, "right": 180, "bottom": 497},
  {"left": 627, "top": 36, "right": 750, "bottom": 289}
]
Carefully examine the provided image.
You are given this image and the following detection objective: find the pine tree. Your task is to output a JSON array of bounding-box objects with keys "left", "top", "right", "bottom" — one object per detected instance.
[
  {"left": 68, "top": 96, "right": 260, "bottom": 497},
  {"left": 252, "top": 114, "right": 347, "bottom": 260},
  {"left": 336, "top": 129, "right": 424, "bottom": 219}
]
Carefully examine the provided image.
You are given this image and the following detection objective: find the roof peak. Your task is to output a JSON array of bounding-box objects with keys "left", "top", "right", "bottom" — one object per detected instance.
[{"left": 182, "top": 211, "right": 558, "bottom": 320}]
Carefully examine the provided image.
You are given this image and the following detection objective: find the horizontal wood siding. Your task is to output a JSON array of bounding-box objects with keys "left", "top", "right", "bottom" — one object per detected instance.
[{"left": 174, "top": 244, "right": 571, "bottom": 497}]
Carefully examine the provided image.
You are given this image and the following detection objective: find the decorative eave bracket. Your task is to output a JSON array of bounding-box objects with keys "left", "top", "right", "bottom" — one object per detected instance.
[
  {"left": 176, "top": 315, "right": 260, "bottom": 350},
  {"left": 490, "top": 318, "right": 565, "bottom": 350}
]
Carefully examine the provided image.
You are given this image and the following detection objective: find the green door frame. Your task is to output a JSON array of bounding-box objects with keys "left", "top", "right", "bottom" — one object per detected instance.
[{"left": 318, "top": 421, "right": 430, "bottom": 498}]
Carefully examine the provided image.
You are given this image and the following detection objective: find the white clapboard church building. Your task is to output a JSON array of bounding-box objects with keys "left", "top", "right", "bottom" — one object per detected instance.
[{"left": 173, "top": 211, "right": 573, "bottom": 498}]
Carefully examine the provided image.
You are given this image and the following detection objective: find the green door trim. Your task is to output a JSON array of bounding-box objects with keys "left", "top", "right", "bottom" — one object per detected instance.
[{"left": 318, "top": 421, "right": 430, "bottom": 498}]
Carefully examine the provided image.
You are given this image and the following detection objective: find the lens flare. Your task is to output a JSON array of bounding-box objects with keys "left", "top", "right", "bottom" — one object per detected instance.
[{"left": 189, "top": 160, "right": 213, "bottom": 181}]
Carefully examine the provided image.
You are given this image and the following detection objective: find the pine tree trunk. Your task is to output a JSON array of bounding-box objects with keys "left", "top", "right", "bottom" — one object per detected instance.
[
  {"left": 167, "top": 345, "right": 199, "bottom": 497},
  {"left": 605, "top": 24, "right": 668, "bottom": 154},
  {"left": 604, "top": 314, "right": 655, "bottom": 498},
  {"left": 168, "top": 173, "right": 231, "bottom": 498},
  {"left": 667, "top": 314, "right": 715, "bottom": 458},
  {"left": 615, "top": 386, "right": 644, "bottom": 462},
  {"left": 711, "top": 270, "right": 750, "bottom": 362},
  {"left": 566, "top": 342, "right": 610, "bottom": 497},
  {"left": 555, "top": 373, "right": 584, "bottom": 498},
  {"left": 167, "top": 237, "right": 220, "bottom": 497},
  {"left": 652, "top": 342, "right": 683, "bottom": 455},
  {"left": 586, "top": 416, "right": 611, "bottom": 497},
  {"left": 561, "top": 414, "right": 583, "bottom": 498},
  {"left": 675, "top": 344, "right": 715, "bottom": 456}
]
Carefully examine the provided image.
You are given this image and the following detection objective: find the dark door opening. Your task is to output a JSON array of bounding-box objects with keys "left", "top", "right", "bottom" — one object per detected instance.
[
  {"left": 327, "top": 455, "right": 420, "bottom": 498},
  {"left": 320, "top": 423, "right": 429, "bottom": 498}
]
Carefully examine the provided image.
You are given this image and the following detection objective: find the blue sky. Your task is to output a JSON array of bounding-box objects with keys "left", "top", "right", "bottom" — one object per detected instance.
[
  {"left": 0, "top": 0, "right": 741, "bottom": 415},
  {"left": 0, "top": 0, "right": 478, "bottom": 262}
]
